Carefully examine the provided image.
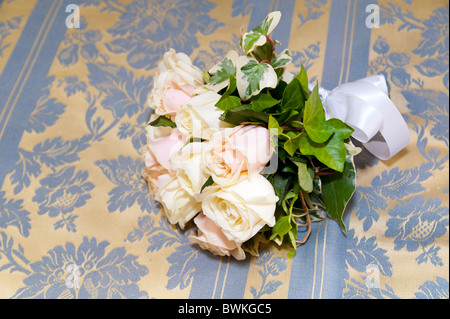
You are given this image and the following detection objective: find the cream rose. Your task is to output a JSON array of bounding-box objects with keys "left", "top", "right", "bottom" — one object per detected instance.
[
  {"left": 170, "top": 142, "right": 209, "bottom": 199},
  {"left": 200, "top": 174, "right": 278, "bottom": 243},
  {"left": 202, "top": 125, "right": 273, "bottom": 186},
  {"left": 190, "top": 213, "right": 245, "bottom": 260},
  {"left": 158, "top": 48, "right": 203, "bottom": 87},
  {"left": 155, "top": 173, "right": 201, "bottom": 229},
  {"left": 149, "top": 48, "right": 204, "bottom": 115},
  {"left": 174, "top": 90, "right": 233, "bottom": 139}
]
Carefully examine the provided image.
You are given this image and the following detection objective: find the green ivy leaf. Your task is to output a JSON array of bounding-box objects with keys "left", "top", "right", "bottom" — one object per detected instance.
[
  {"left": 271, "top": 215, "right": 292, "bottom": 239},
  {"left": 148, "top": 115, "right": 176, "bottom": 128},
  {"left": 270, "top": 172, "right": 293, "bottom": 203},
  {"left": 320, "top": 158, "right": 356, "bottom": 233},
  {"left": 303, "top": 85, "right": 335, "bottom": 143},
  {"left": 219, "top": 104, "right": 269, "bottom": 126},
  {"left": 216, "top": 95, "right": 242, "bottom": 111},
  {"left": 298, "top": 132, "right": 346, "bottom": 172},
  {"left": 276, "top": 108, "right": 300, "bottom": 124},
  {"left": 215, "top": 76, "right": 242, "bottom": 111},
  {"left": 284, "top": 132, "right": 303, "bottom": 156},
  {"left": 294, "top": 161, "right": 314, "bottom": 192},
  {"left": 297, "top": 65, "right": 310, "bottom": 99},
  {"left": 298, "top": 115, "right": 353, "bottom": 173},
  {"left": 281, "top": 65, "right": 309, "bottom": 115},
  {"left": 250, "top": 93, "right": 279, "bottom": 112},
  {"left": 327, "top": 118, "right": 354, "bottom": 140},
  {"left": 268, "top": 115, "right": 283, "bottom": 134}
]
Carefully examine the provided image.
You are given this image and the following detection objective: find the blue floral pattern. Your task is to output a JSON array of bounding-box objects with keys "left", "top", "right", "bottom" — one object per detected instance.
[
  {"left": 415, "top": 277, "right": 449, "bottom": 299},
  {"left": 249, "top": 249, "right": 287, "bottom": 298},
  {"left": 0, "top": 16, "right": 21, "bottom": 58},
  {"left": 95, "top": 156, "right": 152, "bottom": 213},
  {"left": 0, "top": 0, "right": 447, "bottom": 299},
  {"left": 58, "top": 17, "right": 103, "bottom": 66},
  {"left": 386, "top": 197, "right": 448, "bottom": 259},
  {"left": 343, "top": 0, "right": 449, "bottom": 299},
  {"left": 297, "top": 0, "right": 328, "bottom": 29},
  {"left": 33, "top": 166, "right": 95, "bottom": 232},
  {"left": 103, "top": 0, "right": 224, "bottom": 70},
  {"left": 11, "top": 237, "right": 149, "bottom": 299}
]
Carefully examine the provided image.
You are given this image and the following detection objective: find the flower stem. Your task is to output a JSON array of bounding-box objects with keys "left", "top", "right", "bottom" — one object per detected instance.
[
  {"left": 266, "top": 35, "right": 275, "bottom": 62},
  {"left": 315, "top": 170, "right": 337, "bottom": 176},
  {"left": 258, "top": 35, "right": 276, "bottom": 64},
  {"left": 297, "top": 190, "right": 311, "bottom": 246}
]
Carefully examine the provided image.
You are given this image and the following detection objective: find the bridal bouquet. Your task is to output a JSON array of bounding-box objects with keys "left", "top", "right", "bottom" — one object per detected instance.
[{"left": 142, "top": 12, "right": 408, "bottom": 260}]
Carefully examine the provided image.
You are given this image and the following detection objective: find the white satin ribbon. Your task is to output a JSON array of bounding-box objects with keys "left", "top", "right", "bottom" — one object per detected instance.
[{"left": 311, "top": 74, "right": 410, "bottom": 160}]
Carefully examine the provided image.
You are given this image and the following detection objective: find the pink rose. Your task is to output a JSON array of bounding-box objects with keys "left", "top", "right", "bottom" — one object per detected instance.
[
  {"left": 159, "top": 85, "right": 196, "bottom": 115},
  {"left": 143, "top": 129, "right": 186, "bottom": 196},
  {"left": 145, "top": 129, "right": 187, "bottom": 171},
  {"left": 202, "top": 125, "right": 273, "bottom": 186},
  {"left": 190, "top": 213, "right": 245, "bottom": 260}
]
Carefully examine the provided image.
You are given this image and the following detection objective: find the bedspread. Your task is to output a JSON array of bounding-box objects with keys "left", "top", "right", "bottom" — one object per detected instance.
[{"left": 0, "top": 0, "right": 448, "bottom": 299}]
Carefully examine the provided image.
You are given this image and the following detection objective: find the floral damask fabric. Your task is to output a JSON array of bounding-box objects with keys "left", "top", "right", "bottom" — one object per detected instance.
[{"left": 0, "top": 0, "right": 448, "bottom": 299}]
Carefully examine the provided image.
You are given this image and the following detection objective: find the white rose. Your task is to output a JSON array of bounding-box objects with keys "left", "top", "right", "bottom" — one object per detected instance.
[
  {"left": 170, "top": 142, "right": 209, "bottom": 198},
  {"left": 148, "top": 48, "right": 204, "bottom": 115},
  {"left": 155, "top": 173, "right": 201, "bottom": 229},
  {"left": 174, "top": 90, "right": 233, "bottom": 139},
  {"left": 190, "top": 213, "right": 246, "bottom": 260},
  {"left": 200, "top": 174, "right": 278, "bottom": 243},
  {"left": 159, "top": 48, "right": 203, "bottom": 87}
]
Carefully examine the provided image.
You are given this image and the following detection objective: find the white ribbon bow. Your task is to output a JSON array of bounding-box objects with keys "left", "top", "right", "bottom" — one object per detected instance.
[{"left": 312, "top": 74, "right": 410, "bottom": 160}]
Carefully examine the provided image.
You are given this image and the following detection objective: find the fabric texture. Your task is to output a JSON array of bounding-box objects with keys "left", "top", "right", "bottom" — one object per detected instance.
[{"left": 0, "top": 0, "right": 448, "bottom": 299}]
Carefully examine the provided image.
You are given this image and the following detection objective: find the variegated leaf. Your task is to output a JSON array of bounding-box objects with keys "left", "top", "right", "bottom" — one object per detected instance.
[{"left": 235, "top": 56, "right": 278, "bottom": 100}]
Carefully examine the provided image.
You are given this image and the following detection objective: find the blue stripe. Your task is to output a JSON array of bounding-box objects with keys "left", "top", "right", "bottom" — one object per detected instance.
[
  {"left": 0, "top": 0, "right": 81, "bottom": 188},
  {"left": 288, "top": 0, "right": 374, "bottom": 298},
  {"left": 212, "top": 258, "right": 229, "bottom": 299},
  {"left": 340, "top": 0, "right": 356, "bottom": 85},
  {"left": 220, "top": 258, "right": 251, "bottom": 298},
  {"left": 347, "top": 0, "right": 373, "bottom": 82},
  {"left": 188, "top": 255, "right": 250, "bottom": 299},
  {"left": 321, "top": 0, "right": 374, "bottom": 89},
  {"left": 271, "top": 0, "right": 296, "bottom": 52},
  {"left": 319, "top": 0, "right": 375, "bottom": 298},
  {"left": 189, "top": 253, "right": 219, "bottom": 298},
  {"left": 320, "top": 0, "right": 352, "bottom": 90},
  {"left": 247, "top": 0, "right": 272, "bottom": 31},
  {"left": 287, "top": 222, "right": 323, "bottom": 298}
]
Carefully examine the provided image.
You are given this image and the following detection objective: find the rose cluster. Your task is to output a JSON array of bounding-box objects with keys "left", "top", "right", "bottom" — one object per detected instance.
[
  {"left": 142, "top": 12, "right": 362, "bottom": 260},
  {"left": 143, "top": 49, "right": 279, "bottom": 260}
]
